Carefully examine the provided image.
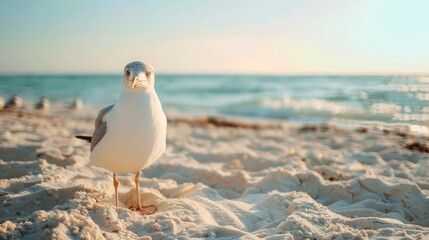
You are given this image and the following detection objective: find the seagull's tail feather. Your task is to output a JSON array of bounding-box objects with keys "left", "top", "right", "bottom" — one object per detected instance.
[{"left": 75, "top": 135, "right": 92, "bottom": 143}]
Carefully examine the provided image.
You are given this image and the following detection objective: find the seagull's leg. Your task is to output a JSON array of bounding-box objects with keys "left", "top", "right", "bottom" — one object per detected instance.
[
  {"left": 113, "top": 173, "right": 119, "bottom": 207},
  {"left": 135, "top": 170, "right": 141, "bottom": 207},
  {"left": 130, "top": 170, "right": 156, "bottom": 215}
]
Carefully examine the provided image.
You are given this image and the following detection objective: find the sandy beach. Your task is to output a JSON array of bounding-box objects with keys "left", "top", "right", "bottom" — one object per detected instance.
[
  {"left": 0, "top": 108, "right": 428, "bottom": 240},
  {"left": 2, "top": 0, "right": 429, "bottom": 239}
]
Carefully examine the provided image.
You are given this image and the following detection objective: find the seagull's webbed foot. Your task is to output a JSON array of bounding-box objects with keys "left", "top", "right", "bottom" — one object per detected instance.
[
  {"left": 131, "top": 171, "right": 156, "bottom": 215},
  {"left": 129, "top": 204, "right": 157, "bottom": 215}
]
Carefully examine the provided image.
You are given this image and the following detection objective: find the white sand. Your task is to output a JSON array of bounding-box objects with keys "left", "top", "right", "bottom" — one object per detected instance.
[{"left": 0, "top": 110, "right": 428, "bottom": 239}]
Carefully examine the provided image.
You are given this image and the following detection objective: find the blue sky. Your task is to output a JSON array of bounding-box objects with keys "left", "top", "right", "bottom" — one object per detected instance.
[{"left": 0, "top": 0, "right": 428, "bottom": 74}]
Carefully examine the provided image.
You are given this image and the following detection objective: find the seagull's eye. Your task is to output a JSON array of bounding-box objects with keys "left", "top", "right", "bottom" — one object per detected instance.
[
  {"left": 125, "top": 69, "right": 130, "bottom": 77},
  {"left": 145, "top": 72, "right": 151, "bottom": 78}
]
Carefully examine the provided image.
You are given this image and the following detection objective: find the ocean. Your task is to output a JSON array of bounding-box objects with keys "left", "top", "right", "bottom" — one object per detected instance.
[{"left": 0, "top": 74, "right": 428, "bottom": 129}]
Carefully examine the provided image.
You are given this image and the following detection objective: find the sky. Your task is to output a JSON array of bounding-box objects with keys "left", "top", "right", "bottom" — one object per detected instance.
[{"left": 0, "top": 0, "right": 428, "bottom": 75}]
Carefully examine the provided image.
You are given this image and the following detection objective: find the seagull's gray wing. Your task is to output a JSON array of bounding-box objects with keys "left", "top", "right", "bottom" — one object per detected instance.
[{"left": 91, "top": 104, "right": 114, "bottom": 152}]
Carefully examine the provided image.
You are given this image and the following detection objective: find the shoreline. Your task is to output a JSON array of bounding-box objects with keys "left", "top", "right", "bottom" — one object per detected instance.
[
  {"left": 1, "top": 85, "right": 429, "bottom": 136},
  {"left": 2, "top": 105, "right": 428, "bottom": 137}
]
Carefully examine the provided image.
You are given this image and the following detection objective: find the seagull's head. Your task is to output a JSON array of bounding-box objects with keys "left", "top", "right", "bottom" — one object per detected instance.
[{"left": 123, "top": 61, "right": 155, "bottom": 92}]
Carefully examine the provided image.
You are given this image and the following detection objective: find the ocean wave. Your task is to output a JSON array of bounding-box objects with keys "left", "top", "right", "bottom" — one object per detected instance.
[
  {"left": 262, "top": 95, "right": 355, "bottom": 115},
  {"left": 222, "top": 95, "right": 353, "bottom": 120},
  {"left": 220, "top": 95, "right": 406, "bottom": 123}
]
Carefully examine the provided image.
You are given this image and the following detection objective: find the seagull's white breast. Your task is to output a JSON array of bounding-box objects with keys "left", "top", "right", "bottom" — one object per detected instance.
[{"left": 90, "top": 90, "right": 166, "bottom": 173}]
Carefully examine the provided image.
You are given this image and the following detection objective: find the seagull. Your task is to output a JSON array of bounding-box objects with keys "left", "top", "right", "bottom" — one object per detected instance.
[
  {"left": 76, "top": 61, "right": 167, "bottom": 214},
  {"left": 5, "top": 95, "right": 23, "bottom": 109},
  {"left": 35, "top": 96, "right": 50, "bottom": 111},
  {"left": 71, "top": 98, "right": 83, "bottom": 110}
]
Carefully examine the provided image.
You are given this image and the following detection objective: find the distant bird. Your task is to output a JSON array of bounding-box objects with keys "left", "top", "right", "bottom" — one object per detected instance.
[
  {"left": 35, "top": 96, "right": 50, "bottom": 111},
  {"left": 76, "top": 61, "right": 167, "bottom": 215},
  {"left": 0, "top": 96, "right": 4, "bottom": 110},
  {"left": 71, "top": 98, "right": 83, "bottom": 110},
  {"left": 5, "top": 95, "right": 23, "bottom": 109}
]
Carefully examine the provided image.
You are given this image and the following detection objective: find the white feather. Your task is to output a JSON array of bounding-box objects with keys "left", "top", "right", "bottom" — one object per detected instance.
[{"left": 90, "top": 89, "right": 166, "bottom": 173}]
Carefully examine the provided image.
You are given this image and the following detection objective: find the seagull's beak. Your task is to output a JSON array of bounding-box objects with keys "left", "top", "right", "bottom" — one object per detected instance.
[
  {"left": 132, "top": 73, "right": 147, "bottom": 88},
  {"left": 132, "top": 76, "right": 139, "bottom": 88}
]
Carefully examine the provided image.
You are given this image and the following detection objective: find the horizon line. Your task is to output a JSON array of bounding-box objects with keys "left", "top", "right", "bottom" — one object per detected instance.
[{"left": 0, "top": 70, "right": 428, "bottom": 77}]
